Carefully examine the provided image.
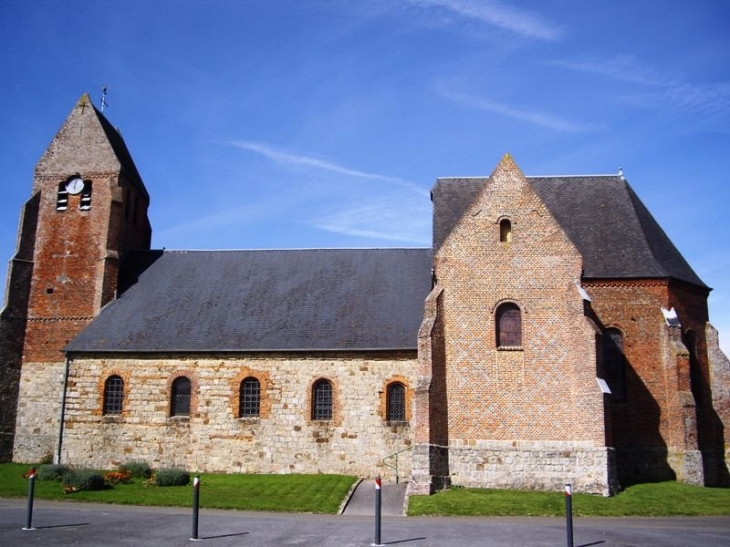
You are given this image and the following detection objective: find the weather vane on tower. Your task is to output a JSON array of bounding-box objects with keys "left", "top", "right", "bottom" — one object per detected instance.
[{"left": 101, "top": 86, "right": 109, "bottom": 113}]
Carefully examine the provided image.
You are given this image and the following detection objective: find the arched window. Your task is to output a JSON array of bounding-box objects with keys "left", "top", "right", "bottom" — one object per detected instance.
[
  {"left": 239, "top": 377, "right": 261, "bottom": 418},
  {"left": 312, "top": 379, "right": 333, "bottom": 421},
  {"left": 171, "top": 376, "right": 191, "bottom": 416},
  {"left": 103, "top": 375, "right": 124, "bottom": 415},
  {"left": 496, "top": 302, "right": 522, "bottom": 348},
  {"left": 56, "top": 182, "right": 69, "bottom": 211},
  {"left": 386, "top": 382, "right": 406, "bottom": 422},
  {"left": 79, "top": 181, "right": 92, "bottom": 210},
  {"left": 603, "top": 328, "right": 626, "bottom": 401},
  {"left": 499, "top": 218, "right": 512, "bottom": 243}
]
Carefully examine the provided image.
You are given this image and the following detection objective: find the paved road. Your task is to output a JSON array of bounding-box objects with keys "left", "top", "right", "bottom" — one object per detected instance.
[
  {"left": 341, "top": 480, "right": 407, "bottom": 516},
  {"left": 1, "top": 498, "right": 729, "bottom": 546}
]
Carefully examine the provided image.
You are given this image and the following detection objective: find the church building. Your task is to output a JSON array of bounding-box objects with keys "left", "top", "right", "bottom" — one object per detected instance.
[{"left": 1, "top": 94, "right": 728, "bottom": 496}]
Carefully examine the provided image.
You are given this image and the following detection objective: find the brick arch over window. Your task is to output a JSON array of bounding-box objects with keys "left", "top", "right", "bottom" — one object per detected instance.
[
  {"left": 603, "top": 327, "right": 626, "bottom": 401},
  {"left": 96, "top": 369, "right": 130, "bottom": 417},
  {"left": 495, "top": 301, "right": 522, "bottom": 348},
  {"left": 230, "top": 368, "right": 271, "bottom": 419}
]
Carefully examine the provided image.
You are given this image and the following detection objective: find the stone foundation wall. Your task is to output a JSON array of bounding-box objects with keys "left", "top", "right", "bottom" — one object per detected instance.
[
  {"left": 13, "top": 361, "right": 66, "bottom": 463},
  {"left": 447, "top": 440, "right": 617, "bottom": 496},
  {"left": 27, "top": 352, "right": 416, "bottom": 479}
]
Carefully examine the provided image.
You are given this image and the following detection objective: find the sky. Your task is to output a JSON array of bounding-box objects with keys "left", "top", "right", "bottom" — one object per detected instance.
[{"left": 1, "top": 0, "right": 729, "bottom": 355}]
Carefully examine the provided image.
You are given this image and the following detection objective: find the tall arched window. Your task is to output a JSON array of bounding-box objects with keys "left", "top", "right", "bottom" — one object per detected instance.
[
  {"left": 239, "top": 377, "right": 261, "bottom": 418},
  {"left": 496, "top": 302, "right": 522, "bottom": 348},
  {"left": 56, "top": 182, "right": 69, "bottom": 211},
  {"left": 386, "top": 382, "right": 406, "bottom": 422},
  {"left": 603, "top": 328, "right": 626, "bottom": 401},
  {"left": 103, "top": 375, "right": 124, "bottom": 415},
  {"left": 171, "top": 376, "right": 191, "bottom": 416},
  {"left": 499, "top": 218, "right": 512, "bottom": 243},
  {"left": 79, "top": 181, "right": 92, "bottom": 210},
  {"left": 312, "top": 379, "right": 333, "bottom": 421}
]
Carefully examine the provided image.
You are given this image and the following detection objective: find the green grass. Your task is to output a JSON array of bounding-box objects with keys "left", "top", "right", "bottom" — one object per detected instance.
[
  {"left": 4, "top": 463, "right": 729, "bottom": 517},
  {"left": 0, "top": 463, "right": 356, "bottom": 514},
  {"left": 407, "top": 482, "right": 730, "bottom": 517}
]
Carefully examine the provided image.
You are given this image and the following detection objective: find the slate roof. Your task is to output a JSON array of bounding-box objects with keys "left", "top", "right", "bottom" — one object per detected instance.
[
  {"left": 94, "top": 102, "right": 149, "bottom": 199},
  {"left": 432, "top": 175, "right": 707, "bottom": 288},
  {"left": 66, "top": 248, "right": 432, "bottom": 353}
]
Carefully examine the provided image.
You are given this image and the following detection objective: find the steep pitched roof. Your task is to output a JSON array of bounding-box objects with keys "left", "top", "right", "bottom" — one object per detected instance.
[
  {"left": 433, "top": 174, "right": 707, "bottom": 289},
  {"left": 36, "top": 94, "right": 148, "bottom": 199},
  {"left": 66, "top": 248, "right": 432, "bottom": 353}
]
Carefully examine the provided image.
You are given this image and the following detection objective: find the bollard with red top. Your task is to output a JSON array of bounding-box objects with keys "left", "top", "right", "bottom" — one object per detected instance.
[
  {"left": 22, "top": 467, "right": 36, "bottom": 531},
  {"left": 372, "top": 476, "right": 383, "bottom": 546},
  {"left": 191, "top": 475, "right": 201, "bottom": 541}
]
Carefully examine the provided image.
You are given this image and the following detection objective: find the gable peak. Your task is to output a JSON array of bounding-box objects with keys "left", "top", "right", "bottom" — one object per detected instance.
[
  {"left": 489, "top": 153, "right": 524, "bottom": 180},
  {"left": 76, "top": 92, "right": 94, "bottom": 109}
]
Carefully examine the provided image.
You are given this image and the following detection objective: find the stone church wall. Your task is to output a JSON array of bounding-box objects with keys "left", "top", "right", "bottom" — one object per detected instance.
[
  {"left": 52, "top": 352, "right": 416, "bottom": 479},
  {"left": 13, "top": 361, "right": 66, "bottom": 463}
]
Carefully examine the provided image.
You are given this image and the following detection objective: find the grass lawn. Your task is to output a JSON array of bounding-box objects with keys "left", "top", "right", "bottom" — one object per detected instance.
[
  {"left": 0, "top": 463, "right": 357, "bottom": 514},
  {"left": 407, "top": 482, "right": 730, "bottom": 517}
]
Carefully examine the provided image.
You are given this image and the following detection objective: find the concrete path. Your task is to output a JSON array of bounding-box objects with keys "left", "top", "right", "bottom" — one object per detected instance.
[
  {"left": 2, "top": 498, "right": 729, "bottom": 547},
  {"left": 341, "top": 479, "right": 407, "bottom": 516}
]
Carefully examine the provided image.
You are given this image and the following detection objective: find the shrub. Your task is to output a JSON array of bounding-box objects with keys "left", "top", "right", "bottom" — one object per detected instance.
[
  {"left": 119, "top": 460, "right": 152, "bottom": 479},
  {"left": 155, "top": 468, "right": 190, "bottom": 487},
  {"left": 37, "top": 464, "right": 69, "bottom": 482},
  {"left": 104, "top": 470, "right": 132, "bottom": 485},
  {"left": 62, "top": 469, "right": 106, "bottom": 492}
]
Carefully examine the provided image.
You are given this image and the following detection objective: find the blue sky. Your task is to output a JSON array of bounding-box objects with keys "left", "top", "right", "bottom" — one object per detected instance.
[{"left": 1, "top": 0, "right": 729, "bottom": 354}]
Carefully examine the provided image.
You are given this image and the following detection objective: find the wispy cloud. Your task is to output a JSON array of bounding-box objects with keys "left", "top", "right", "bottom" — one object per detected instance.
[
  {"left": 437, "top": 86, "right": 600, "bottom": 133},
  {"left": 548, "top": 55, "right": 674, "bottom": 87},
  {"left": 226, "top": 140, "right": 432, "bottom": 245},
  {"left": 403, "top": 0, "right": 562, "bottom": 41},
  {"left": 552, "top": 55, "right": 730, "bottom": 126},
  {"left": 231, "top": 140, "right": 430, "bottom": 196},
  {"left": 314, "top": 202, "right": 431, "bottom": 246}
]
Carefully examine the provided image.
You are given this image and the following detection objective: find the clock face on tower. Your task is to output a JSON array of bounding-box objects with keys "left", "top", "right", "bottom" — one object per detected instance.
[{"left": 65, "top": 177, "right": 84, "bottom": 195}]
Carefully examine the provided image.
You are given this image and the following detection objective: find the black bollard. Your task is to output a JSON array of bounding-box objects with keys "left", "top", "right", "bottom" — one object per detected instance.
[
  {"left": 373, "top": 476, "right": 383, "bottom": 546},
  {"left": 565, "top": 483, "right": 574, "bottom": 547},
  {"left": 22, "top": 467, "right": 36, "bottom": 531},
  {"left": 191, "top": 476, "right": 201, "bottom": 541}
]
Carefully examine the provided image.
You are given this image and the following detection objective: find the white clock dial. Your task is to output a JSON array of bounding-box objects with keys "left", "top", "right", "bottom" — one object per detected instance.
[{"left": 65, "top": 177, "right": 85, "bottom": 195}]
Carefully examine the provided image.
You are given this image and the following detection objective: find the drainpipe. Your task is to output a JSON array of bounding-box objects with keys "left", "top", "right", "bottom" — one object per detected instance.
[{"left": 55, "top": 354, "right": 71, "bottom": 465}]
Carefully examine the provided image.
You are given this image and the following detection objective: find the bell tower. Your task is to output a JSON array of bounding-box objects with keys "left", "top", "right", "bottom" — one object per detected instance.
[{"left": 1, "top": 93, "right": 152, "bottom": 461}]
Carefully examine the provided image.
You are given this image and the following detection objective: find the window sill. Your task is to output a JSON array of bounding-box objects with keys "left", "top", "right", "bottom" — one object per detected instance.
[{"left": 497, "top": 346, "right": 523, "bottom": 352}]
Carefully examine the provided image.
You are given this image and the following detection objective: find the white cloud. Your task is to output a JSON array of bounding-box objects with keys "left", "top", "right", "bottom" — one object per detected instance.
[
  {"left": 549, "top": 55, "right": 674, "bottom": 87},
  {"left": 552, "top": 55, "right": 730, "bottom": 126},
  {"left": 437, "top": 86, "right": 600, "bottom": 133},
  {"left": 230, "top": 140, "right": 429, "bottom": 196},
  {"left": 403, "top": 0, "right": 562, "bottom": 41},
  {"left": 314, "top": 202, "right": 431, "bottom": 246}
]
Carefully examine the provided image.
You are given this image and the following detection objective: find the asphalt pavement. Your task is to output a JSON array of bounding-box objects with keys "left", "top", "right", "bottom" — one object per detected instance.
[{"left": 2, "top": 497, "right": 729, "bottom": 547}]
